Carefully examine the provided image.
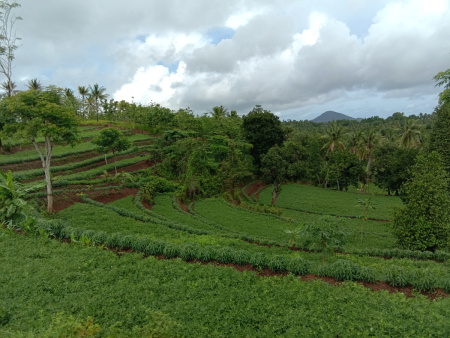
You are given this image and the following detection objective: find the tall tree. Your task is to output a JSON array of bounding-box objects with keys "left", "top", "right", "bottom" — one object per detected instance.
[
  {"left": 0, "top": 1, "right": 21, "bottom": 97},
  {"left": 358, "top": 128, "right": 381, "bottom": 182},
  {"left": 321, "top": 121, "right": 346, "bottom": 154},
  {"left": 89, "top": 83, "right": 108, "bottom": 121},
  {"left": 27, "top": 78, "right": 42, "bottom": 90},
  {"left": 392, "top": 152, "right": 450, "bottom": 251},
  {"left": 428, "top": 69, "right": 450, "bottom": 173},
  {"left": 77, "top": 85, "right": 89, "bottom": 117},
  {"left": 242, "top": 105, "right": 285, "bottom": 167},
  {"left": 1, "top": 86, "right": 79, "bottom": 213},
  {"left": 399, "top": 118, "right": 422, "bottom": 149}
]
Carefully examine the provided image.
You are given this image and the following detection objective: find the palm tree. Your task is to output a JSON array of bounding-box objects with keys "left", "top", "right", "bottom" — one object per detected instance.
[
  {"left": 77, "top": 85, "right": 89, "bottom": 118},
  {"left": 399, "top": 119, "right": 422, "bottom": 149},
  {"left": 358, "top": 128, "right": 381, "bottom": 183},
  {"left": 210, "top": 105, "right": 228, "bottom": 119},
  {"left": 321, "top": 121, "right": 346, "bottom": 154},
  {"left": 89, "top": 84, "right": 108, "bottom": 121},
  {"left": 27, "top": 78, "right": 42, "bottom": 90},
  {"left": 0, "top": 80, "right": 16, "bottom": 97}
]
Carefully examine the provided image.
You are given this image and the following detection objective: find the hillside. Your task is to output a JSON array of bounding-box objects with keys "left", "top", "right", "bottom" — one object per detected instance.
[{"left": 312, "top": 111, "right": 355, "bottom": 122}]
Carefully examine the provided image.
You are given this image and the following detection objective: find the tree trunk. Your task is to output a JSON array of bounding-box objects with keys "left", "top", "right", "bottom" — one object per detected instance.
[
  {"left": 271, "top": 182, "right": 282, "bottom": 205},
  {"left": 33, "top": 136, "right": 54, "bottom": 213}
]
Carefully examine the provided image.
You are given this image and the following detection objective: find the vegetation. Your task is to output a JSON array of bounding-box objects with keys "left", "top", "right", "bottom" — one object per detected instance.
[{"left": 0, "top": 38, "right": 449, "bottom": 335}]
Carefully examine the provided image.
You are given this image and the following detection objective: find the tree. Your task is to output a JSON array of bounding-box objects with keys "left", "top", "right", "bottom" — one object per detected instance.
[
  {"left": 433, "top": 68, "right": 450, "bottom": 105},
  {"left": 92, "top": 127, "right": 131, "bottom": 173},
  {"left": 89, "top": 83, "right": 108, "bottom": 121},
  {"left": 392, "top": 152, "right": 450, "bottom": 251},
  {"left": 399, "top": 118, "right": 422, "bottom": 149},
  {"left": 321, "top": 121, "right": 346, "bottom": 154},
  {"left": 242, "top": 105, "right": 285, "bottom": 167},
  {"left": 358, "top": 128, "right": 381, "bottom": 183},
  {"left": 1, "top": 86, "right": 80, "bottom": 213},
  {"left": 0, "top": 1, "right": 21, "bottom": 98},
  {"left": 77, "top": 85, "right": 89, "bottom": 117},
  {"left": 372, "top": 145, "right": 418, "bottom": 195},
  {"left": 325, "top": 151, "right": 365, "bottom": 191},
  {"left": 428, "top": 101, "right": 450, "bottom": 174},
  {"left": 27, "top": 78, "right": 42, "bottom": 90},
  {"left": 260, "top": 146, "right": 288, "bottom": 205}
]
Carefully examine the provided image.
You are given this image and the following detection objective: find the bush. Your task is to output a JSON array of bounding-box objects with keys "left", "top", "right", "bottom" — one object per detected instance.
[
  {"left": 392, "top": 152, "right": 450, "bottom": 251},
  {"left": 329, "top": 259, "right": 360, "bottom": 281},
  {"left": 384, "top": 265, "right": 408, "bottom": 287},
  {"left": 286, "top": 257, "right": 310, "bottom": 276},
  {"left": 267, "top": 255, "right": 287, "bottom": 273}
]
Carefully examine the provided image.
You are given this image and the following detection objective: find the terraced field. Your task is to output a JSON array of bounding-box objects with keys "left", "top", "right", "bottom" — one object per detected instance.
[{"left": 2, "top": 123, "right": 450, "bottom": 336}]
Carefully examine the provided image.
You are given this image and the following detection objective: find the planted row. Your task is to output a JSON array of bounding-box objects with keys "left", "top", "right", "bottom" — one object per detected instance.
[{"left": 353, "top": 247, "right": 449, "bottom": 262}]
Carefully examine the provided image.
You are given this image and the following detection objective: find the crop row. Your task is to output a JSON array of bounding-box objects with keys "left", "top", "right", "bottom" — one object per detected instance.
[
  {"left": 2, "top": 233, "right": 450, "bottom": 337},
  {"left": 0, "top": 133, "right": 154, "bottom": 166},
  {"left": 31, "top": 218, "right": 450, "bottom": 292},
  {"left": 12, "top": 146, "right": 152, "bottom": 181}
]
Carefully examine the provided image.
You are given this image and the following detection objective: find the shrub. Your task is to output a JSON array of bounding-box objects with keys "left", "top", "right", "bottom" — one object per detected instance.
[
  {"left": 329, "top": 259, "right": 360, "bottom": 281},
  {"left": 267, "top": 255, "right": 287, "bottom": 273},
  {"left": 249, "top": 252, "right": 267, "bottom": 269},
  {"left": 392, "top": 152, "right": 450, "bottom": 251},
  {"left": 384, "top": 265, "right": 408, "bottom": 287},
  {"left": 410, "top": 270, "right": 437, "bottom": 292},
  {"left": 286, "top": 257, "right": 310, "bottom": 276}
]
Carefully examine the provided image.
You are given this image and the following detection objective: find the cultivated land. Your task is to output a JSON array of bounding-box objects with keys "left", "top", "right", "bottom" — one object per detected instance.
[{"left": 1, "top": 124, "right": 450, "bottom": 336}]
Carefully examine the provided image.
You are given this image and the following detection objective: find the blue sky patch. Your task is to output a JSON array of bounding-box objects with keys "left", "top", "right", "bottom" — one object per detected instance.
[{"left": 206, "top": 26, "right": 235, "bottom": 45}]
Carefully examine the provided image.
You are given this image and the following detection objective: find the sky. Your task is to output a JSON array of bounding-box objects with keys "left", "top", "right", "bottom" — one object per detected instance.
[{"left": 10, "top": 0, "right": 450, "bottom": 120}]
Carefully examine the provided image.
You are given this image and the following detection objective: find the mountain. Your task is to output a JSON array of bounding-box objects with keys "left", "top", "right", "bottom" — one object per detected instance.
[{"left": 311, "top": 111, "right": 355, "bottom": 123}]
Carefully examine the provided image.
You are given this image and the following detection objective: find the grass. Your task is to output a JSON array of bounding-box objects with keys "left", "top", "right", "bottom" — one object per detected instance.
[
  {"left": 1, "top": 231, "right": 450, "bottom": 337},
  {"left": 258, "top": 184, "right": 403, "bottom": 221}
]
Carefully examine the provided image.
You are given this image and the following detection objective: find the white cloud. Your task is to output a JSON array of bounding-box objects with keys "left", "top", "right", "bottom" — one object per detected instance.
[{"left": 12, "top": 0, "right": 450, "bottom": 119}]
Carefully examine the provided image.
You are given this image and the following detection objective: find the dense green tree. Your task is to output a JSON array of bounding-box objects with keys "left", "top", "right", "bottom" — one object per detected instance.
[
  {"left": 1, "top": 86, "right": 79, "bottom": 213},
  {"left": 433, "top": 68, "right": 450, "bottom": 105},
  {"left": 242, "top": 105, "right": 285, "bottom": 167},
  {"left": 92, "top": 127, "right": 131, "bottom": 172},
  {"left": 392, "top": 152, "right": 450, "bottom": 251},
  {"left": 146, "top": 103, "right": 175, "bottom": 133},
  {"left": 372, "top": 145, "right": 418, "bottom": 195},
  {"left": 325, "top": 151, "right": 365, "bottom": 191},
  {"left": 428, "top": 101, "right": 450, "bottom": 173}
]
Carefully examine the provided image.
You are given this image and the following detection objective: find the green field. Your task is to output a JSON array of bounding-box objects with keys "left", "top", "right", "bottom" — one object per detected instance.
[{"left": 2, "top": 123, "right": 450, "bottom": 336}]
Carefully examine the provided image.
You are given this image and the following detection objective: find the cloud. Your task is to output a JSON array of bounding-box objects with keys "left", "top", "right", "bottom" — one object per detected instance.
[{"left": 12, "top": 0, "right": 450, "bottom": 119}]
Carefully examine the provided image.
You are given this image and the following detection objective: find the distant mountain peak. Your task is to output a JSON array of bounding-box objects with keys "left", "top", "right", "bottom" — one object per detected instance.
[{"left": 312, "top": 111, "right": 355, "bottom": 123}]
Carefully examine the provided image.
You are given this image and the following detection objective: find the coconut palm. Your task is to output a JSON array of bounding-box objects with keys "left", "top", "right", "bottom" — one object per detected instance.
[
  {"left": 0, "top": 80, "right": 16, "bottom": 97},
  {"left": 399, "top": 119, "right": 422, "bottom": 149},
  {"left": 358, "top": 128, "right": 381, "bottom": 181},
  {"left": 77, "top": 85, "right": 89, "bottom": 117},
  {"left": 321, "top": 121, "right": 346, "bottom": 154},
  {"left": 89, "top": 83, "right": 108, "bottom": 121},
  {"left": 210, "top": 105, "right": 228, "bottom": 119},
  {"left": 27, "top": 78, "right": 42, "bottom": 90}
]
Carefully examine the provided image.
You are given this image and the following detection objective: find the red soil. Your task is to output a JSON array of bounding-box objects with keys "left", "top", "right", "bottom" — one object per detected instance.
[{"left": 244, "top": 181, "right": 267, "bottom": 200}]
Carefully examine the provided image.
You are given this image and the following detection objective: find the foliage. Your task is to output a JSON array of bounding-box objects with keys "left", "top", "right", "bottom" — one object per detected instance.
[
  {"left": 0, "top": 86, "right": 80, "bottom": 213},
  {"left": 325, "top": 150, "right": 365, "bottom": 191},
  {"left": 141, "top": 175, "right": 177, "bottom": 203},
  {"left": 372, "top": 144, "right": 418, "bottom": 195},
  {"left": 242, "top": 105, "right": 285, "bottom": 166},
  {"left": 393, "top": 152, "right": 450, "bottom": 251},
  {"left": 260, "top": 145, "right": 288, "bottom": 204},
  {"left": 298, "top": 216, "right": 348, "bottom": 256},
  {"left": 428, "top": 103, "right": 450, "bottom": 173},
  {"left": 92, "top": 127, "right": 131, "bottom": 160},
  {"left": 0, "top": 170, "right": 40, "bottom": 227}
]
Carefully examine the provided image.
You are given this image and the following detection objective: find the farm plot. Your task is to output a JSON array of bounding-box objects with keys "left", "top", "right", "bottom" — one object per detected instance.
[
  {"left": 1, "top": 232, "right": 450, "bottom": 337},
  {"left": 193, "top": 198, "right": 298, "bottom": 243},
  {"left": 258, "top": 184, "right": 402, "bottom": 221}
]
